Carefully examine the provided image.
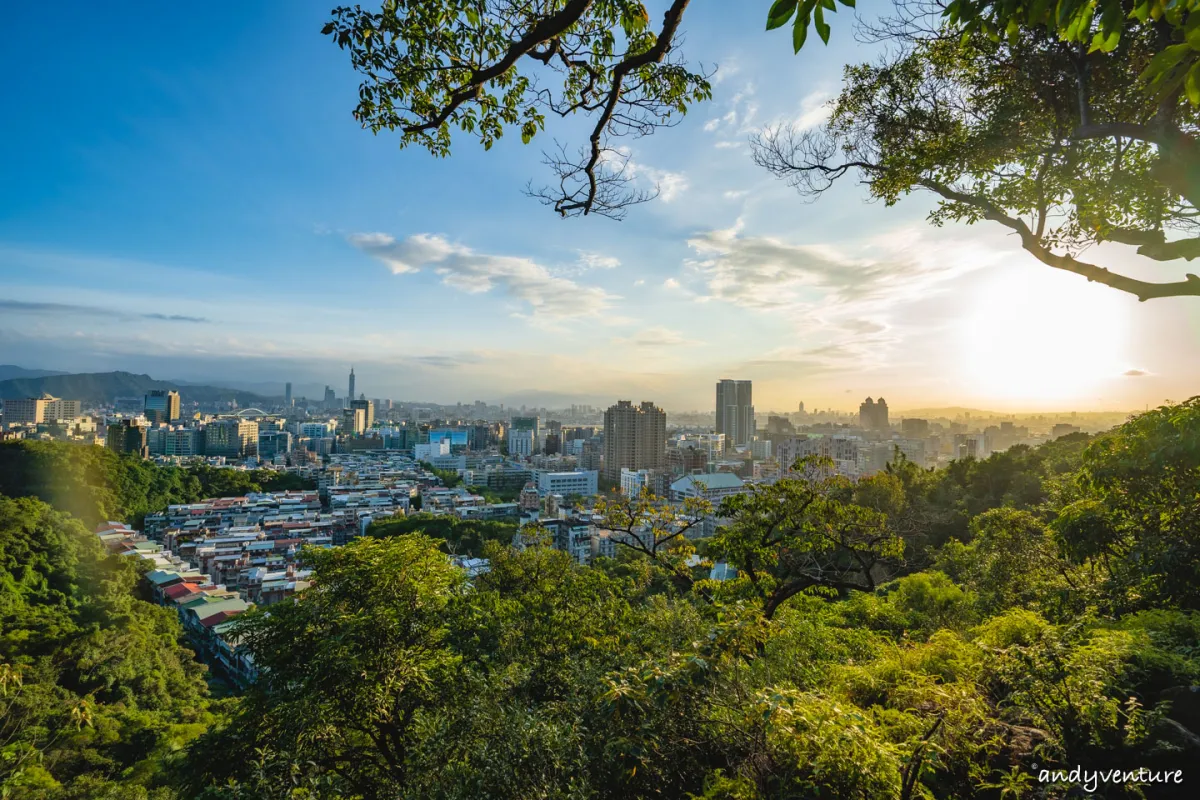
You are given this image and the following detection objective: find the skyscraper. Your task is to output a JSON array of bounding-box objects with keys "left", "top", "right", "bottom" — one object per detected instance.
[
  {"left": 602, "top": 400, "right": 666, "bottom": 481},
  {"left": 508, "top": 416, "right": 540, "bottom": 458},
  {"left": 106, "top": 419, "right": 148, "bottom": 457},
  {"left": 348, "top": 367, "right": 356, "bottom": 406},
  {"left": 859, "top": 397, "right": 890, "bottom": 430},
  {"left": 324, "top": 386, "right": 337, "bottom": 408},
  {"left": 715, "top": 379, "right": 754, "bottom": 451},
  {"left": 144, "top": 390, "right": 180, "bottom": 424},
  {"left": 350, "top": 398, "right": 375, "bottom": 430},
  {"left": 285, "top": 382, "right": 293, "bottom": 407}
]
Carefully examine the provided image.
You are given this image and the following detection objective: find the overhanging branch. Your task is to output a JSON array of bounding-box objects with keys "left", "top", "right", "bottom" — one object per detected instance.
[{"left": 919, "top": 179, "right": 1200, "bottom": 301}]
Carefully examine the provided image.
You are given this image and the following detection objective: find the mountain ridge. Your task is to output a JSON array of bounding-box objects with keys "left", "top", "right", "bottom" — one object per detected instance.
[{"left": 0, "top": 371, "right": 275, "bottom": 406}]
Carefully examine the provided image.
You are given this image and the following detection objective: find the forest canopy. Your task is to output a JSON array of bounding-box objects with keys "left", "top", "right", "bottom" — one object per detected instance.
[{"left": 4, "top": 407, "right": 1200, "bottom": 798}]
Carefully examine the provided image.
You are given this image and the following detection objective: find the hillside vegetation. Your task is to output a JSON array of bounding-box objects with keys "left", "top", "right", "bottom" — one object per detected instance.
[
  {"left": 0, "top": 441, "right": 313, "bottom": 528},
  {"left": 2, "top": 403, "right": 1200, "bottom": 798}
]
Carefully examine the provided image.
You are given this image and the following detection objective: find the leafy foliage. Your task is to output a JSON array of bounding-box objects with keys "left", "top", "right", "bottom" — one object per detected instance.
[
  {"left": 755, "top": 5, "right": 1200, "bottom": 300},
  {"left": 0, "top": 441, "right": 314, "bottom": 529},
  {"left": 0, "top": 495, "right": 216, "bottom": 799},
  {"left": 9, "top": 399, "right": 1200, "bottom": 798},
  {"left": 368, "top": 512, "right": 517, "bottom": 557}
]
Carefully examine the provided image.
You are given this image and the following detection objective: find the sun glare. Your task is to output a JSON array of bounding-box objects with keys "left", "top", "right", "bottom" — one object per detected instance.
[{"left": 960, "top": 264, "right": 1130, "bottom": 404}]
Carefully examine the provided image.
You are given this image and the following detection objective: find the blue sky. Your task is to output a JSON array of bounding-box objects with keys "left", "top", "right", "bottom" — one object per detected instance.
[{"left": 1, "top": 1, "right": 1195, "bottom": 411}]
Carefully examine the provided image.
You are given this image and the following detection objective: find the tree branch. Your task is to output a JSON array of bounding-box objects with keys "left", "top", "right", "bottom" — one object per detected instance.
[{"left": 919, "top": 179, "right": 1200, "bottom": 301}]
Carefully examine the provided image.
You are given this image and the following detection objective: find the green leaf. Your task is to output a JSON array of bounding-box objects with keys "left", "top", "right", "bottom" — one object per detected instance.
[
  {"left": 767, "top": 0, "right": 799, "bottom": 30},
  {"left": 792, "top": 13, "right": 810, "bottom": 51},
  {"left": 1088, "top": 28, "right": 1120, "bottom": 52},
  {"left": 1186, "top": 61, "right": 1200, "bottom": 105},
  {"left": 815, "top": 4, "right": 831, "bottom": 43},
  {"left": 1141, "top": 42, "right": 1191, "bottom": 84},
  {"left": 838, "top": 0, "right": 855, "bottom": 6}
]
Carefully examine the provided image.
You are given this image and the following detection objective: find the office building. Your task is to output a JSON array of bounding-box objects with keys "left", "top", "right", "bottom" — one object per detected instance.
[
  {"left": 715, "top": 379, "right": 754, "bottom": 451},
  {"left": 4, "top": 397, "right": 46, "bottom": 424},
  {"left": 349, "top": 398, "right": 375, "bottom": 431},
  {"left": 323, "top": 386, "right": 337, "bottom": 408},
  {"left": 106, "top": 419, "right": 148, "bottom": 457},
  {"left": 668, "top": 472, "right": 746, "bottom": 503},
  {"left": 901, "top": 418, "right": 930, "bottom": 438},
  {"left": 859, "top": 397, "right": 890, "bottom": 431},
  {"left": 204, "top": 419, "right": 259, "bottom": 458},
  {"left": 5, "top": 395, "right": 79, "bottom": 424},
  {"left": 536, "top": 470, "right": 598, "bottom": 497},
  {"left": 342, "top": 406, "right": 367, "bottom": 436},
  {"left": 285, "top": 382, "right": 293, "bottom": 407},
  {"left": 144, "top": 390, "right": 181, "bottom": 424},
  {"left": 347, "top": 366, "right": 356, "bottom": 407},
  {"left": 258, "top": 430, "right": 293, "bottom": 459},
  {"left": 602, "top": 400, "right": 666, "bottom": 481},
  {"left": 414, "top": 440, "right": 451, "bottom": 461},
  {"left": 619, "top": 468, "right": 669, "bottom": 497},
  {"left": 508, "top": 428, "right": 536, "bottom": 458},
  {"left": 165, "top": 428, "right": 199, "bottom": 457},
  {"left": 299, "top": 422, "right": 335, "bottom": 439},
  {"left": 45, "top": 397, "right": 80, "bottom": 421}
]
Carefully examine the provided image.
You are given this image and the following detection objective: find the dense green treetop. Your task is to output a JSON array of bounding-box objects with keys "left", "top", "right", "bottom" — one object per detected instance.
[
  {"left": 0, "top": 441, "right": 314, "bottom": 529},
  {"left": 0, "top": 495, "right": 218, "bottom": 799}
]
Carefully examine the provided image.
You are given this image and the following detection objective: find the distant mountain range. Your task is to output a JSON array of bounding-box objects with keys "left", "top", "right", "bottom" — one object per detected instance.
[
  {"left": 0, "top": 365, "right": 69, "bottom": 382},
  {"left": 0, "top": 370, "right": 276, "bottom": 406}
]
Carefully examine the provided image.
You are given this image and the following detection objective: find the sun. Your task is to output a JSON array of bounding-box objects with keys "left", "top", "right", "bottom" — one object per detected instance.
[{"left": 959, "top": 262, "right": 1131, "bottom": 405}]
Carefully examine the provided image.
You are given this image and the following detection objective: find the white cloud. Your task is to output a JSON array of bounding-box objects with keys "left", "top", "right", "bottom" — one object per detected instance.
[
  {"left": 612, "top": 326, "right": 698, "bottom": 347},
  {"left": 633, "top": 279, "right": 645, "bottom": 286},
  {"left": 685, "top": 225, "right": 985, "bottom": 310},
  {"left": 723, "top": 189, "right": 749, "bottom": 200},
  {"left": 349, "top": 232, "right": 618, "bottom": 322},
  {"left": 663, "top": 277, "right": 681, "bottom": 289},
  {"left": 628, "top": 162, "right": 688, "bottom": 202},
  {"left": 794, "top": 89, "right": 834, "bottom": 131},
  {"left": 683, "top": 224, "right": 1001, "bottom": 372},
  {"left": 576, "top": 251, "right": 621, "bottom": 270}
]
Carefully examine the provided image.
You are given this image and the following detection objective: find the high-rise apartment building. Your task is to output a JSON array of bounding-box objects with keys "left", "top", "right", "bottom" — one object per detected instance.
[
  {"left": 4, "top": 395, "right": 79, "bottom": 424},
  {"left": 165, "top": 428, "right": 199, "bottom": 457},
  {"left": 602, "top": 400, "right": 666, "bottom": 481},
  {"left": 4, "top": 397, "right": 45, "bottom": 424},
  {"left": 859, "top": 397, "right": 890, "bottom": 431},
  {"left": 342, "top": 406, "right": 367, "bottom": 436},
  {"left": 350, "top": 398, "right": 375, "bottom": 430},
  {"left": 44, "top": 397, "right": 79, "bottom": 420},
  {"left": 106, "top": 419, "right": 148, "bottom": 457},
  {"left": 144, "top": 390, "right": 181, "bottom": 424},
  {"left": 258, "top": 430, "right": 293, "bottom": 459},
  {"left": 508, "top": 416, "right": 540, "bottom": 457},
  {"left": 203, "top": 419, "right": 259, "bottom": 458},
  {"left": 715, "top": 379, "right": 754, "bottom": 451}
]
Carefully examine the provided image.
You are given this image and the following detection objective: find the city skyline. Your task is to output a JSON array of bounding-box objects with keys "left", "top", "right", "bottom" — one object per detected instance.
[{"left": 1, "top": 2, "right": 1196, "bottom": 412}]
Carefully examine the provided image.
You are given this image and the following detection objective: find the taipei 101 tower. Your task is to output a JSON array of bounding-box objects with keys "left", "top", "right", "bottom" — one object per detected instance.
[{"left": 348, "top": 366, "right": 355, "bottom": 404}]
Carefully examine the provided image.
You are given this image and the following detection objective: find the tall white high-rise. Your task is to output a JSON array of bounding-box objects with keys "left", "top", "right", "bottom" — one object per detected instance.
[{"left": 715, "top": 379, "right": 754, "bottom": 451}]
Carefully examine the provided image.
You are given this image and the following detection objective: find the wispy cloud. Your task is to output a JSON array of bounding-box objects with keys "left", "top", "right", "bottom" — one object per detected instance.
[
  {"left": 347, "top": 233, "right": 618, "bottom": 322},
  {"left": 0, "top": 299, "right": 209, "bottom": 323},
  {"left": 612, "top": 326, "right": 699, "bottom": 347}
]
